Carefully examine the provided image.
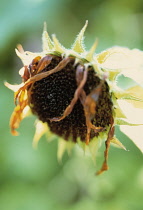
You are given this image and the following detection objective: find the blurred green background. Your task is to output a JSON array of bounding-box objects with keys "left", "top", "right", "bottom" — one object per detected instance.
[{"left": 1, "top": 0, "right": 143, "bottom": 209}]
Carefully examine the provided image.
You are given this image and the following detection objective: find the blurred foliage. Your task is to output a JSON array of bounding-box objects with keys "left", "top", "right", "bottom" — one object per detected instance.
[{"left": 1, "top": 0, "right": 143, "bottom": 209}]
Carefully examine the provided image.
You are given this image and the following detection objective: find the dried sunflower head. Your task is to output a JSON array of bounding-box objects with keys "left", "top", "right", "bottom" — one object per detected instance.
[{"left": 6, "top": 21, "right": 143, "bottom": 174}]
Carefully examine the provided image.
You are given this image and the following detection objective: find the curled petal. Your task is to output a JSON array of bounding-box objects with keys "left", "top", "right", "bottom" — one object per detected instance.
[
  {"left": 120, "top": 125, "right": 143, "bottom": 153},
  {"left": 125, "top": 86, "right": 143, "bottom": 109},
  {"left": 33, "top": 121, "right": 48, "bottom": 148},
  {"left": 114, "top": 87, "right": 143, "bottom": 103},
  {"left": 4, "top": 82, "right": 24, "bottom": 92},
  {"left": 116, "top": 118, "right": 143, "bottom": 126},
  {"left": 10, "top": 90, "right": 29, "bottom": 135},
  {"left": 117, "top": 100, "right": 143, "bottom": 125},
  {"left": 97, "top": 47, "right": 143, "bottom": 86},
  {"left": 15, "top": 48, "right": 44, "bottom": 66},
  {"left": 10, "top": 105, "right": 30, "bottom": 135}
]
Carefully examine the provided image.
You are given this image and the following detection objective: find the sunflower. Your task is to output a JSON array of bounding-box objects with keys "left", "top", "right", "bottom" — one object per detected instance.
[{"left": 5, "top": 21, "right": 143, "bottom": 174}]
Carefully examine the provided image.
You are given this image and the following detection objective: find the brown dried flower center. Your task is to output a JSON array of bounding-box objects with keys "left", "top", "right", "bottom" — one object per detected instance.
[{"left": 29, "top": 55, "right": 113, "bottom": 142}]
